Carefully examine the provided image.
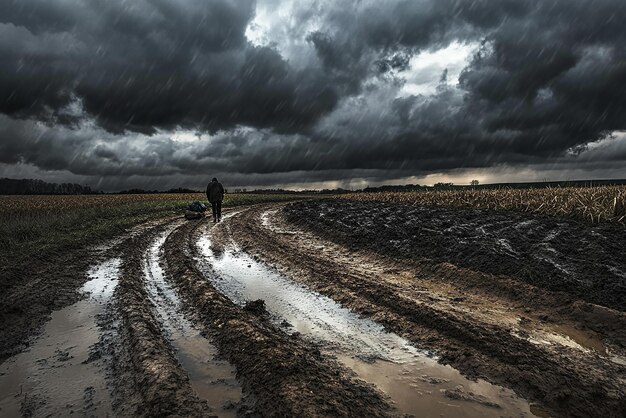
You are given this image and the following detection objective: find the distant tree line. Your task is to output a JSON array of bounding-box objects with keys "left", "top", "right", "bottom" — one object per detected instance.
[
  {"left": 361, "top": 179, "right": 626, "bottom": 193},
  {"left": 4, "top": 177, "right": 626, "bottom": 196},
  {"left": 469, "top": 179, "right": 626, "bottom": 189},
  {"left": 116, "top": 187, "right": 201, "bottom": 194},
  {"left": 0, "top": 178, "right": 96, "bottom": 195},
  {"left": 363, "top": 184, "right": 427, "bottom": 193},
  {"left": 235, "top": 188, "right": 353, "bottom": 195}
]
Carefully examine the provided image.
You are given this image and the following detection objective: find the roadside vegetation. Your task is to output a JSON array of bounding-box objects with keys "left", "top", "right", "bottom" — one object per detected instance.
[
  {"left": 339, "top": 186, "right": 626, "bottom": 224},
  {"left": 0, "top": 193, "right": 311, "bottom": 284}
]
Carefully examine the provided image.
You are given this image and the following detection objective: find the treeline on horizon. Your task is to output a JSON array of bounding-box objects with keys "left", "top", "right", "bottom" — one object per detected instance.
[
  {"left": 0, "top": 178, "right": 96, "bottom": 195},
  {"left": 363, "top": 179, "right": 626, "bottom": 193},
  {"left": 2, "top": 177, "right": 626, "bottom": 196}
]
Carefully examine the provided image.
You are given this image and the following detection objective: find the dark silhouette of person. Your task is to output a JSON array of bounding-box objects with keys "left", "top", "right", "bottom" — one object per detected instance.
[{"left": 206, "top": 177, "right": 225, "bottom": 223}]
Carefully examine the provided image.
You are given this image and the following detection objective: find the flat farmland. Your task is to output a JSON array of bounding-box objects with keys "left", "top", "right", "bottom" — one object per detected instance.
[{"left": 0, "top": 189, "right": 624, "bottom": 417}]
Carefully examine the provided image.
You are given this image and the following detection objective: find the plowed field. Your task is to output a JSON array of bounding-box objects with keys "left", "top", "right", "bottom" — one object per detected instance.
[{"left": 1, "top": 200, "right": 624, "bottom": 417}]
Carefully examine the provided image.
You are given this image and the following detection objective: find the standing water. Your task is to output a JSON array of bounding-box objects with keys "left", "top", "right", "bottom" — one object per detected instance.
[
  {"left": 143, "top": 230, "right": 242, "bottom": 417},
  {"left": 196, "top": 222, "right": 545, "bottom": 418},
  {"left": 0, "top": 258, "right": 120, "bottom": 417}
]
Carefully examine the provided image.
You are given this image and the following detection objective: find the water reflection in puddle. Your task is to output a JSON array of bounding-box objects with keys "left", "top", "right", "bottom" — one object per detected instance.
[
  {"left": 196, "top": 225, "right": 543, "bottom": 417},
  {"left": 82, "top": 258, "right": 121, "bottom": 301},
  {"left": 143, "top": 231, "right": 241, "bottom": 417},
  {"left": 517, "top": 318, "right": 626, "bottom": 365},
  {"left": 0, "top": 258, "right": 120, "bottom": 417}
]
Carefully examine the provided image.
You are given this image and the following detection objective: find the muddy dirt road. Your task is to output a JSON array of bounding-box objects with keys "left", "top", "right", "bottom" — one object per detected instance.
[{"left": 1, "top": 201, "right": 624, "bottom": 417}]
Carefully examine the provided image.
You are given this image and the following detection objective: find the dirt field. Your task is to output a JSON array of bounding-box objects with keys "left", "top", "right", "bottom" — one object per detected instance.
[{"left": 1, "top": 199, "right": 624, "bottom": 417}]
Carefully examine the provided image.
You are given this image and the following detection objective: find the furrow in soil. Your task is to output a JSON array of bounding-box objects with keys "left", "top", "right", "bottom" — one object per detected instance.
[
  {"left": 217, "top": 203, "right": 626, "bottom": 418},
  {"left": 161, "top": 215, "right": 398, "bottom": 417},
  {"left": 111, "top": 220, "right": 212, "bottom": 417},
  {"left": 193, "top": 215, "right": 541, "bottom": 418}
]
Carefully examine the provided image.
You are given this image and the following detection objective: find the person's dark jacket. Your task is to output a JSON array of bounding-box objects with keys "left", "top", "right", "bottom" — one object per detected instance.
[{"left": 206, "top": 181, "right": 225, "bottom": 203}]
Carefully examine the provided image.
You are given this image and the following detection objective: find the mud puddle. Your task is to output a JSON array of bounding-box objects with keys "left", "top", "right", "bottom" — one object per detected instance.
[
  {"left": 0, "top": 258, "right": 120, "bottom": 417},
  {"left": 520, "top": 322, "right": 626, "bottom": 365},
  {"left": 520, "top": 321, "right": 607, "bottom": 354},
  {"left": 196, "top": 225, "right": 544, "bottom": 417},
  {"left": 266, "top": 205, "right": 626, "bottom": 368},
  {"left": 143, "top": 230, "right": 241, "bottom": 417}
]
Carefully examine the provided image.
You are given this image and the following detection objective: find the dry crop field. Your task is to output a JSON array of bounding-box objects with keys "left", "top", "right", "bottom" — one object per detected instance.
[
  {"left": 0, "top": 192, "right": 301, "bottom": 214},
  {"left": 0, "top": 193, "right": 204, "bottom": 213},
  {"left": 340, "top": 186, "right": 626, "bottom": 224},
  {"left": 0, "top": 189, "right": 625, "bottom": 417}
]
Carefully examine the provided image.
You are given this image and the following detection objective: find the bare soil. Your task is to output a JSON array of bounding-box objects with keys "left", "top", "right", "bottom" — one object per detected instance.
[
  {"left": 2, "top": 201, "right": 625, "bottom": 417},
  {"left": 285, "top": 200, "right": 626, "bottom": 311},
  {"left": 0, "top": 247, "right": 97, "bottom": 363},
  {"left": 0, "top": 217, "right": 173, "bottom": 364},
  {"left": 161, "top": 216, "right": 397, "bottom": 417},
  {"left": 222, "top": 202, "right": 625, "bottom": 418}
]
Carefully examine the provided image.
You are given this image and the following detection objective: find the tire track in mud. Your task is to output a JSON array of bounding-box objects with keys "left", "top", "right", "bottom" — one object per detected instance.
[
  {"left": 221, "top": 204, "right": 626, "bottom": 418},
  {"left": 0, "top": 216, "right": 178, "bottom": 365},
  {"left": 111, "top": 219, "right": 212, "bottom": 417},
  {"left": 3, "top": 215, "right": 248, "bottom": 417},
  {"left": 284, "top": 201, "right": 626, "bottom": 348},
  {"left": 0, "top": 216, "right": 190, "bottom": 416},
  {"left": 142, "top": 225, "right": 243, "bottom": 416},
  {"left": 0, "top": 259, "right": 120, "bottom": 417},
  {"left": 0, "top": 220, "right": 153, "bottom": 365},
  {"left": 278, "top": 202, "right": 626, "bottom": 361},
  {"left": 161, "top": 215, "right": 398, "bottom": 417},
  {"left": 193, "top": 218, "right": 542, "bottom": 417}
]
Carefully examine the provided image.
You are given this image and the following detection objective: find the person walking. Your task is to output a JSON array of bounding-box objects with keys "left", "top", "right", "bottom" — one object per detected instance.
[{"left": 206, "top": 177, "right": 225, "bottom": 223}]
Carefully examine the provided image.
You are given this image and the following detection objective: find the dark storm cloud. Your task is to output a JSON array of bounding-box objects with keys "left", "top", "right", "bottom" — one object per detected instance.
[
  {"left": 299, "top": 0, "right": 626, "bottom": 172},
  {"left": 1, "top": 0, "right": 626, "bottom": 189},
  {"left": 0, "top": 0, "right": 338, "bottom": 134},
  {"left": 454, "top": 0, "right": 626, "bottom": 155},
  {"left": 305, "top": 0, "right": 528, "bottom": 79}
]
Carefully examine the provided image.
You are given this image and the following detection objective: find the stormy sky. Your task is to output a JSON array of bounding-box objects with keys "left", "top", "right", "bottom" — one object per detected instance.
[{"left": 1, "top": 0, "right": 625, "bottom": 190}]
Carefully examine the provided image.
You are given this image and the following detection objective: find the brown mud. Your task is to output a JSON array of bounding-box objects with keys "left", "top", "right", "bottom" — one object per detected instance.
[
  {"left": 142, "top": 228, "right": 242, "bottom": 417},
  {"left": 110, "top": 220, "right": 213, "bottom": 417},
  {"left": 0, "top": 258, "right": 119, "bottom": 417},
  {"left": 162, "top": 215, "right": 398, "bottom": 417},
  {"left": 282, "top": 201, "right": 626, "bottom": 349},
  {"left": 193, "top": 216, "right": 541, "bottom": 417},
  {"left": 3, "top": 201, "right": 625, "bottom": 417},
  {"left": 0, "top": 246, "right": 99, "bottom": 363},
  {"left": 221, "top": 203, "right": 626, "bottom": 418},
  {"left": 285, "top": 200, "right": 626, "bottom": 311},
  {"left": 0, "top": 217, "right": 174, "bottom": 364}
]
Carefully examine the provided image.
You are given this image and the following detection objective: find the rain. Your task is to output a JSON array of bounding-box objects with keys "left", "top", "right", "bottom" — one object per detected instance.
[
  {"left": 2, "top": 2, "right": 626, "bottom": 417},
  {"left": 1, "top": 0, "right": 625, "bottom": 188}
]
